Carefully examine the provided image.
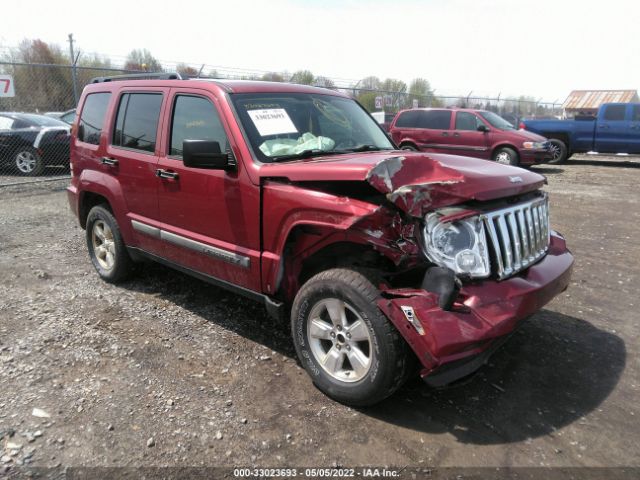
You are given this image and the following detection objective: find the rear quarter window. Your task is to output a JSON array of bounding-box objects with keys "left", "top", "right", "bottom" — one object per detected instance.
[
  {"left": 395, "top": 110, "right": 420, "bottom": 128},
  {"left": 78, "top": 93, "right": 111, "bottom": 145}
]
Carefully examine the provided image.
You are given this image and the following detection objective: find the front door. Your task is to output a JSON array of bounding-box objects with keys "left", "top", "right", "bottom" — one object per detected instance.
[
  {"left": 450, "top": 111, "right": 490, "bottom": 159},
  {"left": 154, "top": 89, "right": 261, "bottom": 292},
  {"left": 595, "top": 104, "right": 629, "bottom": 153}
]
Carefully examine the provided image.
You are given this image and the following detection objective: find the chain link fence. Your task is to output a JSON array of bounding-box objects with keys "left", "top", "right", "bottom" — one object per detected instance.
[
  {"left": 0, "top": 62, "right": 139, "bottom": 185},
  {"left": 0, "top": 61, "right": 562, "bottom": 186}
]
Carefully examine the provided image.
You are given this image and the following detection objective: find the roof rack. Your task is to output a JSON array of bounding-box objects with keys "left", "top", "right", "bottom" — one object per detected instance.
[{"left": 90, "top": 72, "right": 182, "bottom": 83}]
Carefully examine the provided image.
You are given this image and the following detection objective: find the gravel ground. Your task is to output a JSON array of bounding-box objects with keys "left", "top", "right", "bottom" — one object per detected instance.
[{"left": 0, "top": 155, "right": 639, "bottom": 475}]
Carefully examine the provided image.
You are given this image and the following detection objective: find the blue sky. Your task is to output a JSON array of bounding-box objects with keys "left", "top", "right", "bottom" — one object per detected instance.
[{"left": 1, "top": 0, "right": 637, "bottom": 101}]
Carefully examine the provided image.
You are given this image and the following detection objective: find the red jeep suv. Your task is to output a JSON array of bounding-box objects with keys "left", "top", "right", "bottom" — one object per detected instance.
[
  {"left": 390, "top": 108, "right": 551, "bottom": 167},
  {"left": 67, "top": 74, "right": 573, "bottom": 406}
]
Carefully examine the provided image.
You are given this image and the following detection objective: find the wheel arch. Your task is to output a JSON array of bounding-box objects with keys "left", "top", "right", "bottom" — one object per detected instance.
[
  {"left": 542, "top": 132, "right": 571, "bottom": 153},
  {"left": 490, "top": 143, "right": 520, "bottom": 159}
]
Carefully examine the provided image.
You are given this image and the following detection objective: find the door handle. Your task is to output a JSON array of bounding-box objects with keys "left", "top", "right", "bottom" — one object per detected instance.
[
  {"left": 453, "top": 132, "right": 460, "bottom": 137},
  {"left": 599, "top": 124, "right": 609, "bottom": 129},
  {"left": 441, "top": 132, "right": 449, "bottom": 136},
  {"left": 156, "top": 169, "right": 179, "bottom": 180},
  {"left": 101, "top": 157, "right": 118, "bottom": 166}
]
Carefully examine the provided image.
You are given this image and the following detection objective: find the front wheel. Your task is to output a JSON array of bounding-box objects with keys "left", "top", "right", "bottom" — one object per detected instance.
[
  {"left": 291, "top": 268, "right": 412, "bottom": 406},
  {"left": 400, "top": 144, "right": 417, "bottom": 151},
  {"left": 492, "top": 146, "right": 519, "bottom": 166}
]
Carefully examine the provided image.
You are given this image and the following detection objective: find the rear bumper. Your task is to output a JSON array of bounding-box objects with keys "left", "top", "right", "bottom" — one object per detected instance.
[
  {"left": 66, "top": 184, "right": 79, "bottom": 219},
  {"left": 377, "top": 231, "right": 573, "bottom": 386}
]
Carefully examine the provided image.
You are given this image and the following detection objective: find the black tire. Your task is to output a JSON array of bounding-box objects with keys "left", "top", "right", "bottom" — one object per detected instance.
[
  {"left": 492, "top": 146, "right": 519, "bottom": 166},
  {"left": 547, "top": 138, "right": 568, "bottom": 164},
  {"left": 291, "top": 268, "right": 412, "bottom": 406},
  {"left": 400, "top": 144, "right": 417, "bottom": 151},
  {"left": 14, "top": 147, "right": 45, "bottom": 176},
  {"left": 86, "top": 205, "right": 134, "bottom": 283}
]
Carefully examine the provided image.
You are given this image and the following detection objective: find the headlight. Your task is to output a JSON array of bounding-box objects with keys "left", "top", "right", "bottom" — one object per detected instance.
[
  {"left": 423, "top": 212, "right": 491, "bottom": 278},
  {"left": 522, "top": 141, "right": 546, "bottom": 149}
]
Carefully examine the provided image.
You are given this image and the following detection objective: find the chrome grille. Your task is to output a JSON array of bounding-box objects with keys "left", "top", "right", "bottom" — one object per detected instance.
[{"left": 482, "top": 194, "right": 550, "bottom": 279}]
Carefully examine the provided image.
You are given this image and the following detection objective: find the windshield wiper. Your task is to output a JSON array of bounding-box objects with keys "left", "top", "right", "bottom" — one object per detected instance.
[
  {"left": 270, "top": 149, "right": 343, "bottom": 162},
  {"left": 342, "top": 144, "right": 384, "bottom": 153}
]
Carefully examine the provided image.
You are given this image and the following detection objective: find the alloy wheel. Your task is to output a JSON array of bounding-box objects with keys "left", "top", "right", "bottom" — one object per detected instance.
[
  {"left": 307, "top": 298, "right": 373, "bottom": 383},
  {"left": 92, "top": 220, "right": 116, "bottom": 270},
  {"left": 16, "top": 151, "right": 37, "bottom": 173}
]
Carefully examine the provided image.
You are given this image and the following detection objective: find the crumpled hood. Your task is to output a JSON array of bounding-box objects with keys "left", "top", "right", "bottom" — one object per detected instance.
[{"left": 259, "top": 151, "right": 545, "bottom": 217}]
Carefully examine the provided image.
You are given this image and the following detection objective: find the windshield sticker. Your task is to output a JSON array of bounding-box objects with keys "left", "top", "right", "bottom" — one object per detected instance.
[{"left": 248, "top": 108, "right": 298, "bottom": 136}]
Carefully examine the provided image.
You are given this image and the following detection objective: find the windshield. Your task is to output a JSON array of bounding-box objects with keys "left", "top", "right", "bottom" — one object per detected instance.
[
  {"left": 231, "top": 93, "right": 394, "bottom": 162},
  {"left": 478, "top": 111, "right": 515, "bottom": 130}
]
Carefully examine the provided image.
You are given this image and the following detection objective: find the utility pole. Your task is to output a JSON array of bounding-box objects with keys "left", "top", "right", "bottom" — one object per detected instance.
[{"left": 68, "top": 33, "right": 79, "bottom": 106}]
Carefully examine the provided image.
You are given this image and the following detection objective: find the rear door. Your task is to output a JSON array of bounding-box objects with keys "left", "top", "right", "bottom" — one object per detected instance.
[
  {"left": 154, "top": 88, "right": 261, "bottom": 292},
  {"left": 415, "top": 110, "right": 453, "bottom": 151},
  {"left": 451, "top": 111, "right": 490, "bottom": 159},
  {"left": 104, "top": 88, "right": 168, "bottom": 253},
  {"left": 629, "top": 105, "right": 640, "bottom": 153},
  {"left": 595, "top": 104, "right": 629, "bottom": 153}
]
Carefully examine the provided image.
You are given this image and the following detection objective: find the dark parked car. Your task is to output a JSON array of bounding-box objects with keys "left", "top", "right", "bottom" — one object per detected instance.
[
  {"left": 68, "top": 75, "right": 572, "bottom": 406},
  {"left": 390, "top": 108, "right": 551, "bottom": 167},
  {"left": 0, "top": 113, "right": 71, "bottom": 175}
]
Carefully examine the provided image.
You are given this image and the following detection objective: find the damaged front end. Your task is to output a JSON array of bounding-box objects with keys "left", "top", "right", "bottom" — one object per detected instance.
[
  {"left": 360, "top": 154, "right": 574, "bottom": 386},
  {"left": 264, "top": 152, "right": 573, "bottom": 386}
]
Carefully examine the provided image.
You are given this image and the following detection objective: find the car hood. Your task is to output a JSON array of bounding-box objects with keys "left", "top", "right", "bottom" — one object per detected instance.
[
  {"left": 510, "top": 128, "right": 547, "bottom": 142},
  {"left": 259, "top": 151, "right": 545, "bottom": 217}
]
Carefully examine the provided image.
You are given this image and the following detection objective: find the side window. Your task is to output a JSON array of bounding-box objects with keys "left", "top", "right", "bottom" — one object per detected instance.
[
  {"left": 395, "top": 110, "right": 420, "bottom": 128},
  {"left": 170, "top": 95, "right": 228, "bottom": 157},
  {"left": 78, "top": 93, "right": 111, "bottom": 145},
  {"left": 632, "top": 105, "right": 640, "bottom": 122},
  {"left": 419, "top": 110, "right": 452, "bottom": 129},
  {"left": 0, "top": 116, "right": 14, "bottom": 130},
  {"left": 113, "top": 93, "right": 163, "bottom": 153},
  {"left": 603, "top": 105, "right": 626, "bottom": 121},
  {"left": 455, "top": 112, "right": 480, "bottom": 131}
]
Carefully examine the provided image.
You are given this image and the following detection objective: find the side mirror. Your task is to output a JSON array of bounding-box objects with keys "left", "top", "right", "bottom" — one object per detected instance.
[
  {"left": 477, "top": 125, "right": 490, "bottom": 133},
  {"left": 183, "top": 140, "right": 229, "bottom": 169}
]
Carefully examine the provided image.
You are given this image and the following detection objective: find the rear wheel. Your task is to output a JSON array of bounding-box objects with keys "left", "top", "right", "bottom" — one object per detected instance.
[
  {"left": 400, "top": 144, "right": 417, "bottom": 151},
  {"left": 547, "top": 139, "right": 568, "bottom": 164},
  {"left": 14, "top": 148, "right": 44, "bottom": 176},
  {"left": 291, "top": 268, "right": 412, "bottom": 406},
  {"left": 492, "top": 146, "right": 519, "bottom": 166},
  {"left": 86, "top": 205, "right": 134, "bottom": 283}
]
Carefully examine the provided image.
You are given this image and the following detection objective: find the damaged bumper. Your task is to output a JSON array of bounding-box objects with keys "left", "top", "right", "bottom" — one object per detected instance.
[{"left": 377, "top": 232, "right": 573, "bottom": 387}]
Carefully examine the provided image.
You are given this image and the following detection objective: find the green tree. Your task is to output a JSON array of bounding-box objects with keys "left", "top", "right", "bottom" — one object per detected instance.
[
  {"left": 176, "top": 63, "right": 199, "bottom": 77},
  {"left": 381, "top": 78, "right": 407, "bottom": 111},
  {"left": 356, "top": 91, "right": 378, "bottom": 111},
  {"left": 261, "top": 72, "right": 285, "bottom": 82},
  {"left": 0, "top": 39, "right": 73, "bottom": 111},
  {"left": 124, "top": 49, "right": 162, "bottom": 72},
  {"left": 290, "top": 70, "right": 314, "bottom": 85},
  {"left": 407, "top": 77, "right": 433, "bottom": 108},
  {"left": 314, "top": 76, "right": 336, "bottom": 89}
]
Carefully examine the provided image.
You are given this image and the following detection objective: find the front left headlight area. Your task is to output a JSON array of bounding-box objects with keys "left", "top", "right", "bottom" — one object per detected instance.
[
  {"left": 522, "top": 141, "right": 547, "bottom": 149},
  {"left": 423, "top": 212, "right": 491, "bottom": 278}
]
